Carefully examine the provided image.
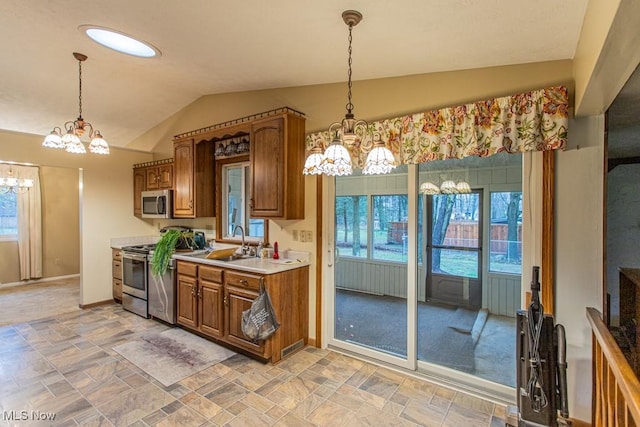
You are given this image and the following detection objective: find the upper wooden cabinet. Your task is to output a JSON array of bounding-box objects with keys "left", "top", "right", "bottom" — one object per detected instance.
[
  {"left": 133, "top": 168, "right": 146, "bottom": 217},
  {"left": 250, "top": 112, "right": 306, "bottom": 219},
  {"left": 173, "top": 138, "right": 215, "bottom": 218},
  {"left": 146, "top": 163, "right": 173, "bottom": 190},
  {"left": 171, "top": 107, "right": 306, "bottom": 220},
  {"left": 132, "top": 159, "right": 173, "bottom": 218}
]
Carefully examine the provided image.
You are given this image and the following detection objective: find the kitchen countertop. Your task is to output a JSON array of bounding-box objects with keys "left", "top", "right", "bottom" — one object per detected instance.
[{"left": 172, "top": 250, "right": 310, "bottom": 274}]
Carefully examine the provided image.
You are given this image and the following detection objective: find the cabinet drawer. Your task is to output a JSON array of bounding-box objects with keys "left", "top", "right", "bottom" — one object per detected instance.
[
  {"left": 199, "top": 265, "right": 223, "bottom": 283},
  {"left": 113, "top": 278, "right": 122, "bottom": 300},
  {"left": 112, "top": 260, "right": 122, "bottom": 280},
  {"left": 112, "top": 249, "right": 122, "bottom": 261},
  {"left": 177, "top": 260, "right": 198, "bottom": 277},
  {"left": 225, "top": 271, "right": 262, "bottom": 291}
]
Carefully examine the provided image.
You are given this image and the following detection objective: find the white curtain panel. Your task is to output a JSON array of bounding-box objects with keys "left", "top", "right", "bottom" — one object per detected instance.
[{"left": 0, "top": 164, "right": 43, "bottom": 280}]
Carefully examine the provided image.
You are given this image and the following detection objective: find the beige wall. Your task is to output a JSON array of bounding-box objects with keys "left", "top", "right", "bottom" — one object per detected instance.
[
  {"left": 41, "top": 166, "right": 80, "bottom": 279},
  {"left": 0, "top": 165, "right": 80, "bottom": 284}
]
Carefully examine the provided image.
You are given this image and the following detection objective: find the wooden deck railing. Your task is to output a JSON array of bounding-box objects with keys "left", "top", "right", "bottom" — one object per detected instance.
[{"left": 587, "top": 307, "right": 640, "bottom": 426}]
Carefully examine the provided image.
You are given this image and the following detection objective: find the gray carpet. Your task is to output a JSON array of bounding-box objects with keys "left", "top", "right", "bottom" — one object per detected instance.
[{"left": 335, "top": 289, "right": 481, "bottom": 373}]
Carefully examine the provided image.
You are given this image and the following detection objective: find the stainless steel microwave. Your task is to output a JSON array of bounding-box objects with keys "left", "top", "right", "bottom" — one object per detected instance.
[{"left": 141, "top": 189, "right": 172, "bottom": 219}]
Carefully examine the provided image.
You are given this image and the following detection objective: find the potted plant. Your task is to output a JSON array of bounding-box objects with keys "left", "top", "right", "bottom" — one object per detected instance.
[{"left": 151, "top": 228, "right": 196, "bottom": 276}]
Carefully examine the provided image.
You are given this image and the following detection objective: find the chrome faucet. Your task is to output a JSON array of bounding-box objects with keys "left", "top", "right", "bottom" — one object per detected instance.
[{"left": 232, "top": 225, "right": 247, "bottom": 254}]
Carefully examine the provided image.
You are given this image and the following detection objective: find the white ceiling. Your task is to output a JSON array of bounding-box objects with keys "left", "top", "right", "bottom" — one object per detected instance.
[{"left": 0, "top": 0, "right": 590, "bottom": 150}]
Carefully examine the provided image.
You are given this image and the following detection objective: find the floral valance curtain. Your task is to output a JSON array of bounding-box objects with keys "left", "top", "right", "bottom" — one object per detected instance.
[{"left": 306, "top": 85, "right": 569, "bottom": 168}]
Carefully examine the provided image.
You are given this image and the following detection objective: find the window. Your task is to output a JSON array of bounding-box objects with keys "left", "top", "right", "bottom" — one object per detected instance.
[
  {"left": 220, "top": 161, "right": 264, "bottom": 241},
  {"left": 0, "top": 192, "right": 17, "bottom": 239},
  {"left": 489, "top": 191, "right": 522, "bottom": 274},
  {"left": 372, "top": 195, "right": 409, "bottom": 262},
  {"left": 335, "top": 196, "right": 367, "bottom": 258}
]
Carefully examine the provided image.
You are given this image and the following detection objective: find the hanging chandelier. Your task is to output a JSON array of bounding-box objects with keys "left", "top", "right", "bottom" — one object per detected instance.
[
  {"left": 0, "top": 167, "right": 33, "bottom": 194},
  {"left": 304, "top": 10, "right": 396, "bottom": 177},
  {"left": 42, "top": 52, "right": 109, "bottom": 155},
  {"left": 419, "top": 178, "right": 472, "bottom": 195}
]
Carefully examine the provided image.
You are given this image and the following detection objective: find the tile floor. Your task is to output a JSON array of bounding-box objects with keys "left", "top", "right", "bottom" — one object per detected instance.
[{"left": 0, "top": 280, "right": 509, "bottom": 426}]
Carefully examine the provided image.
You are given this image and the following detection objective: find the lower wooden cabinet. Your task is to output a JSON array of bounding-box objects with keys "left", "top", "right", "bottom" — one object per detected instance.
[
  {"left": 176, "top": 260, "right": 308, "bottom": 363},
  {"left": 112, "top": 249, "right": 122, "bottom": 302}
]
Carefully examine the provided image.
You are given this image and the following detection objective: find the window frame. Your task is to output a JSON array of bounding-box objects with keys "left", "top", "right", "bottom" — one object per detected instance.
[{"left": 215, "top": 155, "right": 268, "bottom": 245}]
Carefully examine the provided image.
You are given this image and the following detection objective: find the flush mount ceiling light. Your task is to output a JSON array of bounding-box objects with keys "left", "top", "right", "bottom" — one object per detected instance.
[
  {"left": 42, "top": 52, "right": 109, "bottom": 155},
  {"left": 80, "top": 25, "right": 160, "bottom": 58}
]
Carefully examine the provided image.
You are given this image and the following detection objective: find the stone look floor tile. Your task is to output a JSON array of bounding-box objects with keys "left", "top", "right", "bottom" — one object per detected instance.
[
  {"left": 1, "top": 279, "right": 509, "bottom": 427},
  {"left": 180, "top": 392, "right": 223, "bottom": 419},
  {"left": 156, "top": 405, "right": 207, "bottom": 427}
]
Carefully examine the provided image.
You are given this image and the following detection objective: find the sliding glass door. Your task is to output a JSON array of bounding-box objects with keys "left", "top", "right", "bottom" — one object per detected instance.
[
  {"left": 327, "top": 153, "right": 522, "bottom": 394},
  {"left": 333, "top": 167, "right": 409, "bottom": 360}
]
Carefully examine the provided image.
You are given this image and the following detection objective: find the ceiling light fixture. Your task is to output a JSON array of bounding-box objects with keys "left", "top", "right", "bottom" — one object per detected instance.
[
  {"left": 42, "top": 53, "right": 109, "bottom": 155},
  {"left": 302, "top": 145, "right": 326, "bottom": 175},
  {"left": 419, "top": 179, "right": 472, "bottom": 195},
  {"left": 363, "top": 132, "right": 396, "bottom": 175},
  {"left": 80, "top": 25, "right": 160, "bottom": 58},
  {"left": 316, "top": 10, "right": 369, "bottom": 176},
  {"left": 0, "top": 167, "right": 33, "bottom": 194}
]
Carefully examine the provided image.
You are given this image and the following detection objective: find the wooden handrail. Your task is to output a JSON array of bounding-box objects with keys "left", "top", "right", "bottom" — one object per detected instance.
[{"left": 587, "top": 307, "right": 640, "bottom": 426}]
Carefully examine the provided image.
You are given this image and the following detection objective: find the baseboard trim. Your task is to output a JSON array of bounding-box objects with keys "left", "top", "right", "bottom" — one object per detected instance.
[
  {"left": 0, "top": 274, "right": 80, "bottom": 290},
  {"left": 79, "top": 299, "right": 114, "bottom": 309},
  {"left": 308, "top": 337, "right": 317, "bottom": 348}
]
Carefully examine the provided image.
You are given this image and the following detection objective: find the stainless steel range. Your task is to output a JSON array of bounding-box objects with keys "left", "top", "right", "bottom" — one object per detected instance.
[{"left": 121, "top": 243, "right": 156, "bottom": 318}]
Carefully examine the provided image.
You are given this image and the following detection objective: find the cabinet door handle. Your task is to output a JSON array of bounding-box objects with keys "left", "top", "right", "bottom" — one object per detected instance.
[
  {"left": 249, "top": 199, "right": 254, "bottom": 209},
  {"left": 239, "top": 279, "right": 248, "bottom": 287},
  {"left": 223, "top": 296, "right": 228, "bottom": 306},
  {"left": 191, "top": 284, "right": 197, "bottom": 297}
]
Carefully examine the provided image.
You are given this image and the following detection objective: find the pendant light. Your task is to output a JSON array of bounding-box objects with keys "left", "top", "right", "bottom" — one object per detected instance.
[
  {"left": 42, "top": 53, "right": 110, "bottom": 155},
  {"left": 363, "top": 132, "right": 396, "bottom": 175},
  {"left": 302, "top": 145, "right": 326, "bottom": 175},
  {"left": 317, "top": 10, "right": 367, "bottom": 176},
  {"left": 0, "top": 167, "right": 33, "bottom": 194}
]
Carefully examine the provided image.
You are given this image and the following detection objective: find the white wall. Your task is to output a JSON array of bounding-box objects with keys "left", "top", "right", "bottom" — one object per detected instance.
[{"left": 555, "top": 114, "right": 605, "bottom": 421}]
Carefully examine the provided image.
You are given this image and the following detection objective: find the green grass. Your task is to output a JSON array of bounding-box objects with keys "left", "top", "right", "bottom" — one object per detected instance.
[{"left": 336, "top": 227, "right": 521, "bottom": 276}]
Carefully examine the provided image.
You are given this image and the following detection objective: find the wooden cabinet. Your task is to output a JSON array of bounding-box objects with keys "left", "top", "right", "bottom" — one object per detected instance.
[
  {"left": 133, "top": 168, "right": 145, "bottom": 217},
  {"left": 199, "top": 265, "right": 224, "bottom": 338},
  {"left": 173, "top": 138, "right": 215, "bottom": 218},
  {"left": 177, "top": 261, "right": 225, "bottom": 339},
  {"left": 224, "top": 271, "right": 264, "bottom": 354},
  {"left": 176, "top": 260, "right": 309, "bottom": 363},
  {"left": 177, "top": 264, "right": 198, "bottom": 328},
  {"left": 132, "top": 159, "right": 173, "bottom": 218},
  {"left": 146, "top": 163, "right": 173, "bottom": 190},
  {"left": 250, "top": 113, "right": 306, "bottom": 219},
  {"left": 112, "top": 249, "right": 123, "bottom": 302}
]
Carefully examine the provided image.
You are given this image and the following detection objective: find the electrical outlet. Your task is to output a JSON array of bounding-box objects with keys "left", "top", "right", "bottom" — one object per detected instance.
[
  {"left": 304, "top": 230, "right": 313, "bottom": 243},
  {"left": 292, "top": 230, "right": 299, "bottom": 241},
  {"left": 299, "top": 230, "right": 306, "bottom": 242}
]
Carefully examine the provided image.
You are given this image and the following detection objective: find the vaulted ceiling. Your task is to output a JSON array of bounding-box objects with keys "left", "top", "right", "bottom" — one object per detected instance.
[{"left": 3, "top": 0, "right": 637, "bottom": 155}]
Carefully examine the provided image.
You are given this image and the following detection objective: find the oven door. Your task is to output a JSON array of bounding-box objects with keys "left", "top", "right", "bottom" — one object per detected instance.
[{"left": 122, "top": 252, "right": 148, "bottom": 299}]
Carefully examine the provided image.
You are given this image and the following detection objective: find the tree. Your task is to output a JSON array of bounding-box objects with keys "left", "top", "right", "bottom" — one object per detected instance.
[
  {"left": 431, "top": 194, "right": 456, "bottom": 272},
  {"left": 351, "top": 196, "right": 361, "bottom": 256},
  {"left": 506, "top": 192, "right": 522, "bottom": 262}
]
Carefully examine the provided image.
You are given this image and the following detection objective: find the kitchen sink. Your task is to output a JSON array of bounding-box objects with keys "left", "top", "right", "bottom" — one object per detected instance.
[{"left": 183, "top": 251, "right": 253, "bottom": 262}]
